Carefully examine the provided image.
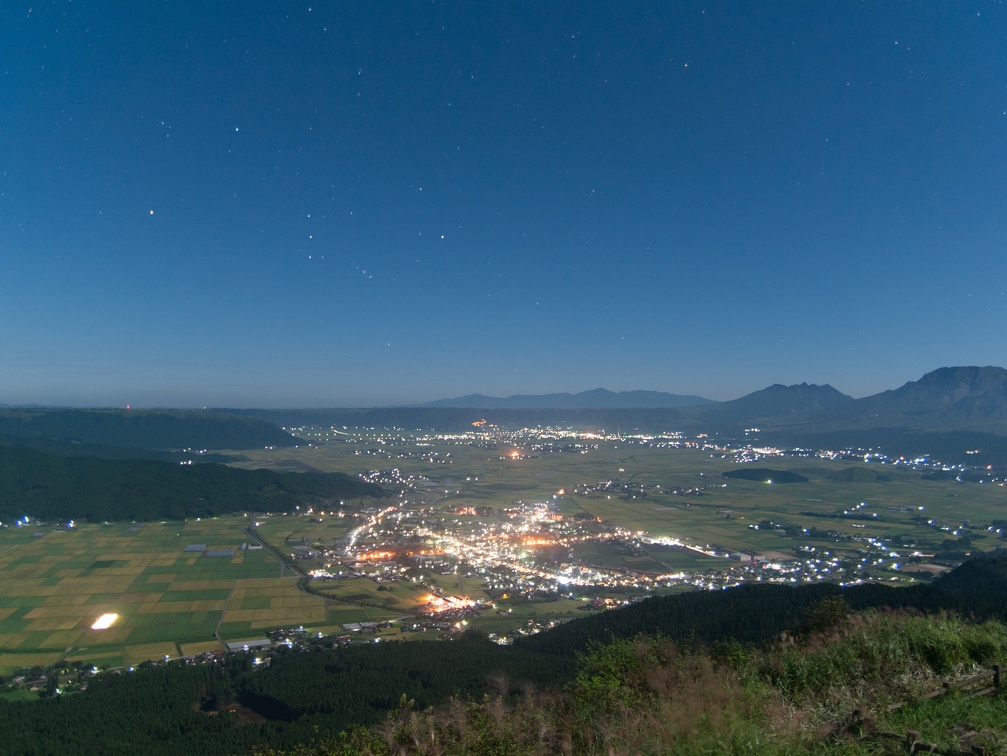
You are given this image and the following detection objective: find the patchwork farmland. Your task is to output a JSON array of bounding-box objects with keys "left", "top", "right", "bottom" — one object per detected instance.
[{"left": 0, "top": 518, "right": 372, "bottom": 675}]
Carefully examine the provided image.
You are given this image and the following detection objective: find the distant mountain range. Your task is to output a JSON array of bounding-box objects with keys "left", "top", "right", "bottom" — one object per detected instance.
[
  {"left": 417, "top": 388, "right": 716, "bottom": 409},
  {"left": 414, "top": 366, "right": 1007, "bottom": 430},
  {"left": 10, "top": 368, "right": 1007, "bottom": 435},
  {"left": 0, "top": 366, "right": 986, "bottom": 462},
  {"left": 221, "top": 367, "right": 1007, "bottom": 446},
  {"left": 706, "top": 365, "right": 1007, "bottom": 431},
  {"left": 11, "top": 366, "right": 1007, "bottom": 471}
]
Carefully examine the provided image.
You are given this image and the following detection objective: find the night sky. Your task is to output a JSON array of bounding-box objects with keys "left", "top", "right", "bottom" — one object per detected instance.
[{"left": 3, "top": 2, "right": 1006, "bottom": 407}]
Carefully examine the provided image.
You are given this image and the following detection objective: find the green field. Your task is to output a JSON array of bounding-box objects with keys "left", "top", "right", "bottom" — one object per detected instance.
[
  {"left": 306, "top": 576, "right": 424, "bottom": 615},
  {"left": 0, "top": 518, "right": 400, "bottom": 675}
]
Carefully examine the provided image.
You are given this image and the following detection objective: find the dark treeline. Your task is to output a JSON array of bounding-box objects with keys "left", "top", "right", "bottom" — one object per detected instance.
[
  {"left": 0, "top": 444, "right": 384, "bottom": 522},
  {"left": 240, "top": 632, "right": 574, "bottom": 723},
  {"left": 0, "top": 634, "right": 574, "bottom": 756},
  {"left": 0, "top": 408, "right": 300, "bottom": 451},
  {"left": 515, "top": 551, "right": 1007, "bottom": 656},
  {"left": 1, "top": 660, "right": 261, "bottom": 756},
  {"left": 721, "top": 468, "right": 809, "bottom": 483},
  {"left": 0, "top": 433, "right": 245, "bottom": 464}
]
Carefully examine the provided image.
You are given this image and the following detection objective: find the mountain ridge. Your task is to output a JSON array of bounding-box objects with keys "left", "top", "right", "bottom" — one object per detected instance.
[
  {"left": 684, "top": 365, "right": 1007, "bottom": 433},
  {"left": 404, "top": 366, "right": 1007, "bottom": 432},
  {"left": 416, "top": 387, "right": 715, "bottom": 409},
  {"left": 212, "top": 366, "right": 1007, "bottom": 442}
]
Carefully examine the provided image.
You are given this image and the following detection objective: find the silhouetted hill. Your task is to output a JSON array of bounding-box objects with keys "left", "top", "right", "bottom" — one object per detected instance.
[
  {"left": 0, "top": 443, "right": 384, "bottom": 522},
  {"left": 0, "top": 409, "right": 300, "bottom": 451},
  {"left": 855, "top": 366, "right": 1007, "bottom": 426},
  {"left": 675, "top": 367, "right": 1007, "bottom": 435},
  {"left": 0, "top": 434, "right": 246, "bottom": 464},
  {"left": 710, "top": 366, "right": 1007, "bottom": 431},
  {"left": 220, "top": 367, "right": 1007, "bottom": 446},
  {"left": 928, "top": 549, "right": 1007, "bottom": 599},
  {"left": 664, "top": 382, "right": 859, "bottom": 432},
  {"left": 698, "top": 383, "right": 856, "bottom": 426},
  {"left": 418, "top": 388, "right": 715, "bottom": 409},
  {"left": 721, "top": 468, "right": 808, "bottom": 483}
]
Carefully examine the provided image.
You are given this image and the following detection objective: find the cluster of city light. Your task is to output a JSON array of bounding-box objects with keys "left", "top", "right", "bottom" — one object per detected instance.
[
  {"left": 522, "top": 537, "right": 556, "bottom": 547},
  {"left": 280, "top": 424, "right": 981, "bottom": 617},
  {"left": 425, "top": 595, "right": 477, "bottom": 612},
  {"left": 355, "top": 550, "right": 396, "bottom": 562}
]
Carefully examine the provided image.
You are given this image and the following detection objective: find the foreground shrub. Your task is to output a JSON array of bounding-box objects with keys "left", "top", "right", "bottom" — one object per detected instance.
[{"left": 263, "top": 612, "right": 1007, "bottom": 755}]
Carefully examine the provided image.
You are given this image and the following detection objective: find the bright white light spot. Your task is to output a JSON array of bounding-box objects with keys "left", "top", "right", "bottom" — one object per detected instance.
[{"left": 91, "top": 613, "right": 118, "bottom": 630}]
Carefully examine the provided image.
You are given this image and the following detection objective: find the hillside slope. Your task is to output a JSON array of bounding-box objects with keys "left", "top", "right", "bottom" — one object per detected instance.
[
  {"left": 0, "top": 443, "right": 384, "bottom": 522},
  {"left": 0, "top": 409, "right": 300, "bottom": 451}
]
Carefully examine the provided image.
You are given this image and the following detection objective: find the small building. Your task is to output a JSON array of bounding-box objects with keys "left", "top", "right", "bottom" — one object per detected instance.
[{"left": 226, "top": 639, "right": 272, "bottom": 651}]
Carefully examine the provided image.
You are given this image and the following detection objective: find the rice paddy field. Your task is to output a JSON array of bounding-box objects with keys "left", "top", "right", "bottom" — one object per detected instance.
[{"left": 0, "top": 518, "right": 386, "bottom": 675}]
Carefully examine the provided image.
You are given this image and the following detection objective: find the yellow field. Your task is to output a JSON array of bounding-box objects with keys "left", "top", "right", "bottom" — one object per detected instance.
[
  {"left": 178, "top": 641, "right": 223, "bottom": 656},
  {"left": 124, "top": 642, "right": 179, "bottom": 665},
  {"left": 65, "top": 649, "right": 121, "bottom": 666},
  {"left": 0, "top": 518, "right": 384, "bottom": 675},
  {"left": 0, "top": 651, "right": 64, "bottom": 670},
  {"left": 170, "top": 580, "right": 233, "bottom": 590}
]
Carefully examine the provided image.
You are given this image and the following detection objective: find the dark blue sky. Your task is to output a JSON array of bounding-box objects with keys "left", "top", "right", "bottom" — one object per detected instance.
[{"left": 3, "top": 1, "right": 1006, "bottom": 407}]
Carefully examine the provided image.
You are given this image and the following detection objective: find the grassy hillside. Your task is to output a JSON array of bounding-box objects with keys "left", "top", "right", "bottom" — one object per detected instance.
[{"left": 261, "top": 609, "right": 1007, "bottom": 755}]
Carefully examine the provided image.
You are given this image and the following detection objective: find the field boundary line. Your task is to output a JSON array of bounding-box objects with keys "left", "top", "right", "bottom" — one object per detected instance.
[{"left": 214, "top": 579, "right": 238, "bottom": 643}]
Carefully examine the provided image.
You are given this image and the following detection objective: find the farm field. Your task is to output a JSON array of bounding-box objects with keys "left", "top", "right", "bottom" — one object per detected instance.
[
  {"left": 238, "top": 431, "right": 1007, "bottom": 569},
  {"left": 5, "top": 425, "right": 1006, "bottom": 674},
  {"left": 0, "top": 518, "right": 385, "bottom": 675},
  {"left": 222, "top": 429, "right": 1007, "bottom": 642}
]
